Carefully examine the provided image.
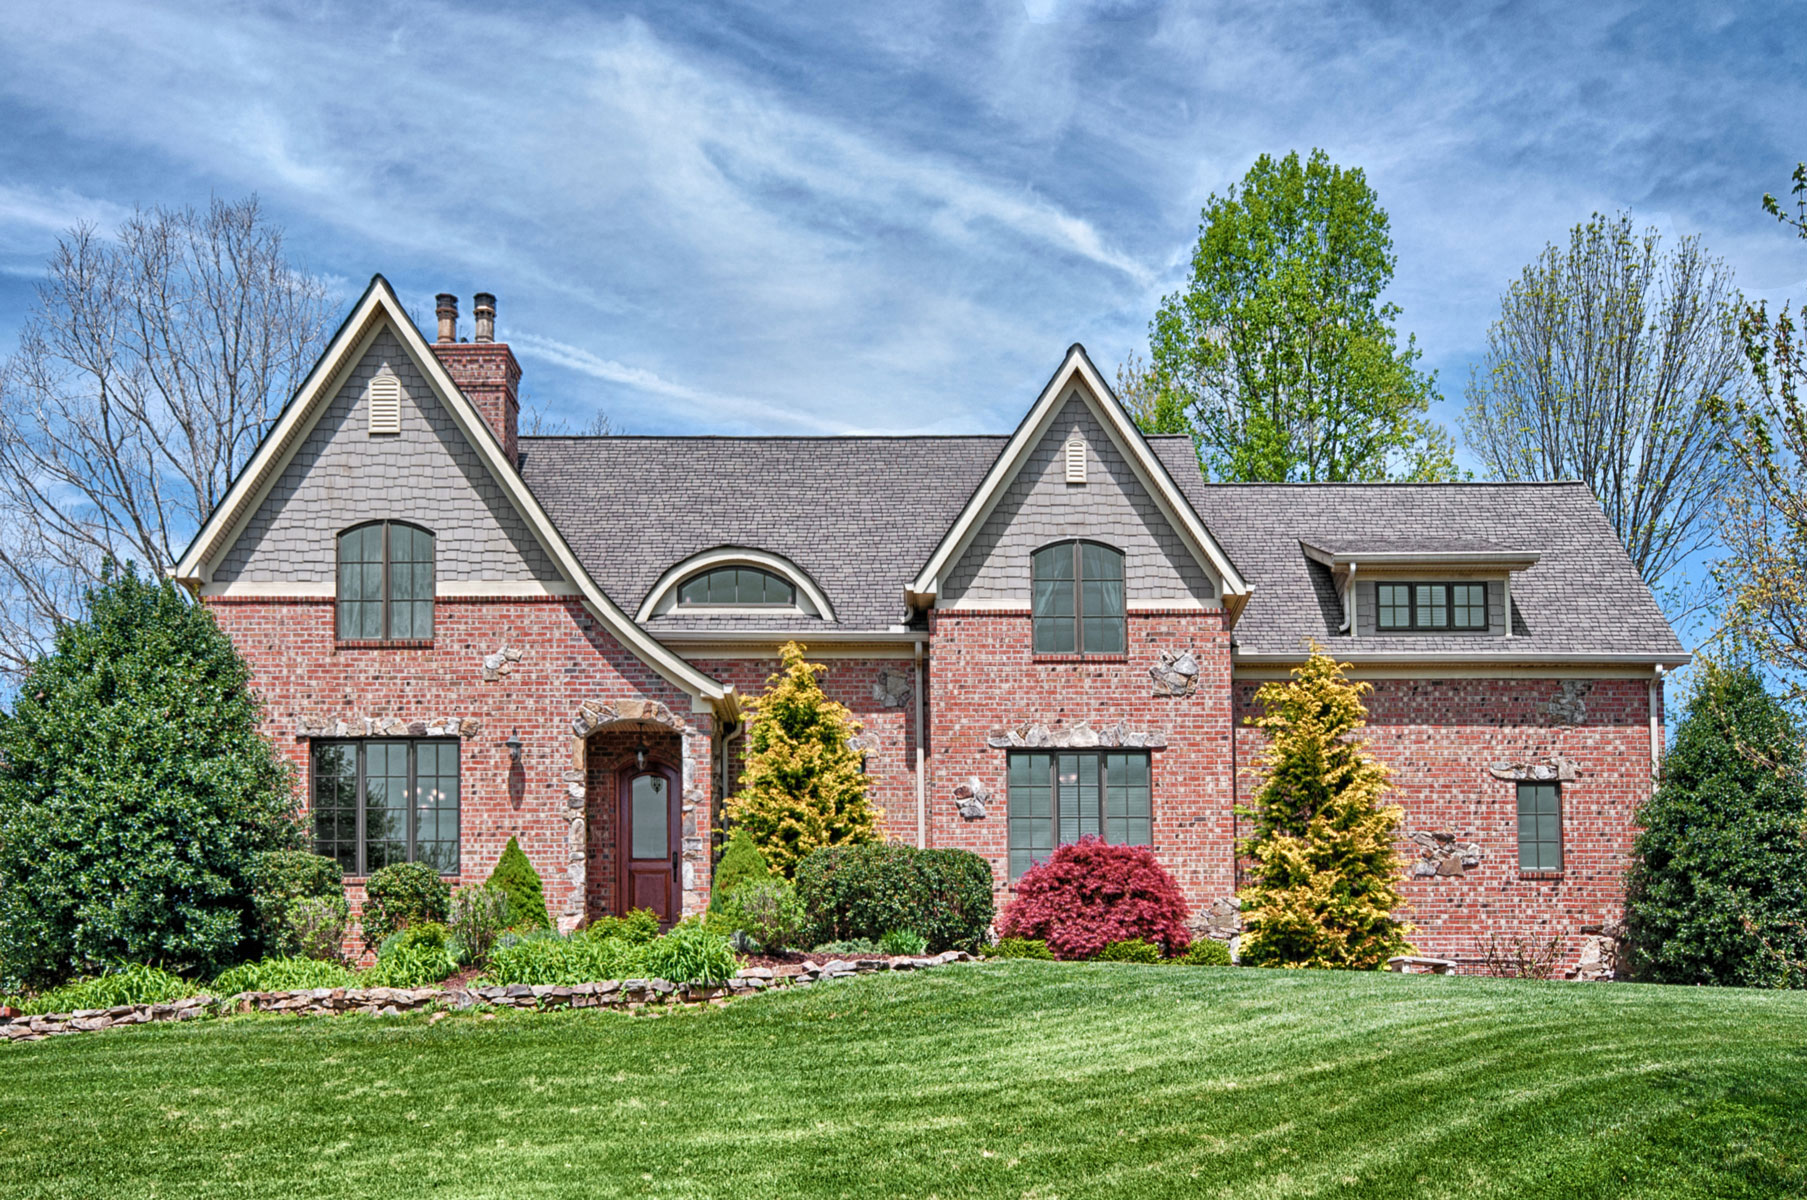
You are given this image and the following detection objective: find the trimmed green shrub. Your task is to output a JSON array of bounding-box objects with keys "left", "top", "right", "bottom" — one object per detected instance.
[
  {"left": 280, "top": 895, "right": 349, "bottom": 963},
  {"left": 811, "top": 939, "right": 882, "bottom": 957},
  {"left": 212, "top": 956, "right": 357, "bottom": 995},
  {"left": 0, "top": 566, "right": 299, "bottom": 983},
  {"left": 448, "top": 884, "right": 510, "bottom": 967},
  {"left": 643, "top": 918, "right": 739, "bottom": 984},
  {"left": 794, "top": 843, "right": 994, "bottom": 952},
  {"left": 250, "top": 850, "right": 346, "bottom": 960},
  {"left": 1096, "top": 938, "right": 1163, "bottom": 964},
  {"left": 584, "top": 909, "right": 661, "bottom": 944},
  {"left": 716, "top": 878, "right": 806, "bottom": 953},
  {"left": 1177, "top": 938, "right": 1233, "bottom": 966},
  {"left": 879, "top": 929, "right": 928, "bottom": 957},
  {"left": 487, "top": 837, "right": 550, "bottom": 930},
  {"left": 2, "top": 963, "right": 194, "bottom": 1016},
  {"left": 986, "top": 937, "right": 1053, "bottom": 960},
  {"left": 711, "top": 828, "right": 773, "bottom": 907},
  {"left": 1626, "top": 663, "right": 1807, "bottom": 987},
  {"left": 361, "top": 862, "right": 450, "bottom": 949}
]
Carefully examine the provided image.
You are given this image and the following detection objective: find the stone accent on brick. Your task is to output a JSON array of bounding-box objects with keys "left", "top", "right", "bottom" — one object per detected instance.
[
  {"left": 295, "top": 715, "right": 481, "bottom": 739},
  {"left": 481, "top": 645, "right": 524, "bottom": 682},
  {"left": 1149, "top": 649, "right": 1200, "bottom": 697},
  {"left": 985, "top": 719, "right": 1168, "bottom": 749},
  {"left": 952, "top": 776, "right": 990, "bottom": 820},
  {"left": 1409, "top": 830, "right": 1484, "bottom": 878},
  {"left": 1486, "top": 755, "right": 1580, "bottom": 783}
]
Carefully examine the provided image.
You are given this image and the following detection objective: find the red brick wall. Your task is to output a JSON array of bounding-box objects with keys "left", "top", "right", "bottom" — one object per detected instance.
[
  {"left": 207, "top": 594, "right": 714, "bottom": 944},
  {"left": 924, "top": 609, "right": 1237, "bottom": 913},
  {"left": 1233, "top": 676, "right": 1659, "bottom": 974}
]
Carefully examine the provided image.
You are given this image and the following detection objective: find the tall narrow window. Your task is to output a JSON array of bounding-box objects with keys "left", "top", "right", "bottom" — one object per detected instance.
[
  {"left": 1007, "top": 750, "right": 1151, "bottom": 880},
  {"left": 1517, "top": 781, "right": 1563, "bottom": 873},
  {"left": 312, "top": 740, "right": 460, "bottom": 876},
  {"left": 1032, "top": 541, "right": 1124, "bottom": 656},
  {"left": 336, "top": 521, "right": 434, "bottom": 642}
]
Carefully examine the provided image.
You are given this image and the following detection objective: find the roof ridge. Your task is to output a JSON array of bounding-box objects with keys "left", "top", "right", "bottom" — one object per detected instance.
[{"left": 519, "top": 433, "right": 1013, "bottom": 443}]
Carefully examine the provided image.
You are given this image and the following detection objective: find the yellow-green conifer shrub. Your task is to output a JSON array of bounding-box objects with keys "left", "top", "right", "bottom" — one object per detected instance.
[
  {"left": 1237, "top": 649, "right": 1413, "bottom": 969},
  {"left": 726, "top": 642, "right": 880, "bottom": 876}
]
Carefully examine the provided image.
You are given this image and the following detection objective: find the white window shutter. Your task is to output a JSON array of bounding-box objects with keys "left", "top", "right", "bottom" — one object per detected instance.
[
  {"left": 1065, "top": 434, "right": 1087, "bottom": 484},
  {"left": 368, "top": 375, "right": 402, "bottom": 435}
]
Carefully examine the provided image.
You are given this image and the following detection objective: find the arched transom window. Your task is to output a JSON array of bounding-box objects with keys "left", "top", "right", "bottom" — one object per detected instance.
[
  {"left": 337, "top": 521, "right": 434, "bottom": 642},
  {"left": 1032, "top": 540, "right": 1125, "bottom": 656},
  {"left": 677, "top": 565, "right": 796, "bottom": 607}
]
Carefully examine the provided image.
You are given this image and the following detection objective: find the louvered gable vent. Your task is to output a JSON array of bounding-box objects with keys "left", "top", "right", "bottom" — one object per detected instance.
[
  {"left": 1064, "top": 433, "right": 1086, "bottom": 484},
  {"left": 367, "top": 374, "right": 402, "bottom": 435}
]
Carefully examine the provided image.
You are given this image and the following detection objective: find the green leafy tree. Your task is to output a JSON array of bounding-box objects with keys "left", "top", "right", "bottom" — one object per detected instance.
[
  {"left": 726, "top": 641, "right": 880, "bottom": 876},
  {"left": 486, "top": 836, "right": 550, "bottom": 930},
  {"left": 1146, "top": 149, "right": 1455, "bottom": 482},
  {"left": 1237, "top": 649, "right": 1413, "bottom": 968},
  {"left": 1624, "top": 664, "right": 1807, "bottom": 987},
  {"left": 0, "top": 565, "right": 297, "bottom": 984}
]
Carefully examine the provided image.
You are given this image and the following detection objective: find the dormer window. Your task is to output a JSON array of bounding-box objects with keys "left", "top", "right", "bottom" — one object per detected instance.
[
  {"left": 677, "top": 566, "right": 796, "bottom": 608},
  {"left": 1033, "top": 540, "right": 1125, "bottom": 656},
  {"left": 1377, "top": 583, "right": 1487, "bottom": 632},
  {"left": 337, "top": 521, "right": 434, "bottom": 643}
]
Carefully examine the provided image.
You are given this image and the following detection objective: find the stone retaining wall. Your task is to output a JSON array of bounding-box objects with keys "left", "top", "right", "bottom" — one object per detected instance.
[{"left": 0, "top": 953, "right": 973, "bottom": 1044}]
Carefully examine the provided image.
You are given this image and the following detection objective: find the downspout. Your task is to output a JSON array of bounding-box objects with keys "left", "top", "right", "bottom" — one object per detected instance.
[
  {"left": 1338, "top": 561, "right": 1358, "bottom": 633},
  {"left": 1649, "top": 665, "right": 1665, "bottom": 777},
  {"left": 719, "top": 716, "right": 746, "bottom": 854},
  {"left": 914, "top": 639, "right": 928, "bottom": 849}
]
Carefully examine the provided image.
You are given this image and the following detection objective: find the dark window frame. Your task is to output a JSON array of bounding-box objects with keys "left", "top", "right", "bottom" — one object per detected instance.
[
  {"left": 675, "top": 565, "right": 798, "bottom": 608},
  {"left": 1375, "top": 581, "right": 1488, "bottom": 632},
  {"left": 1031, "top": 539, "right": 1127, "bottom": 657},
  {"left": 1516, "top": 781, "right": 1563, "bottom": 874},
  {"left": 1006, "top": 749, "right": 1152, "bottom": 881},
  {"left": 311, "top": 739, "right": 461, "bottom": 877},
  {"left": 335, "top": 520, "right": 435, "bottom": 644}
]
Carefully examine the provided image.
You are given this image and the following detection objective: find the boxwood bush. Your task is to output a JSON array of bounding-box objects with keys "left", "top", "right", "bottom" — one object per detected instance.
[
  {"left": 794, "top": 843, "right": 993, "bottom": 952},
  {"left": 1095, "top": 938, "right": 1163, "bottom": 964},
  {"left": 1177, "top": 938, "right": 1233, "bottom": 966},
  {"left": 986, "top": 937, "right": 1053, "bottom": 960},
  {"left": 361, "top": 862, "right": 450, "bottom": 949}
]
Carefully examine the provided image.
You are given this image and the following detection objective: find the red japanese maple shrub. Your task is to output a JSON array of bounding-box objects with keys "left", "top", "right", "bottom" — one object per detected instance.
[{"left": 998, "top": 838, "right": 1191, "bottom": 959}]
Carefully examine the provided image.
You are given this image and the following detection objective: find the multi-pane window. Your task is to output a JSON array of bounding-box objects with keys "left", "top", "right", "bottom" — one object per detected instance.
[
  {"left": 1032, "top": 541, "right": 1125, "bottom": 655},
  {"left": 1517, "top": 782, "right": 1562, "bottom": 873},
  {"left": 677, "top": 566, "right": 796, "bottom": 607},
  {"left": 1007, "top": 751, "right": 1151, "bottom": 880},
  {"left": 312, "top": 740, "right": 460, "bottom": 876},
  {"left": 337, "top": 521, "right": 434, "bottom": 642},
  {"left": 1375, "top": 582, "right": 1487, "bottom": 632}
]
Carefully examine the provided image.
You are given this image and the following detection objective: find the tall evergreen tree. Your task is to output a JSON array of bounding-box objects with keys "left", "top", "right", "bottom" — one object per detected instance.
[
  {"left": 725, "top": 642, "right": 879, "bottom": 876},
  {"left": 1625, "top": 664, "right": 1807, "bottom": 987},
  {"left": 1237, "top": 650, "right": 1412, "bottom": 969}
]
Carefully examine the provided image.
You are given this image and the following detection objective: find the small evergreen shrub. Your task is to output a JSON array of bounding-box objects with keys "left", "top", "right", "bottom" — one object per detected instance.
[
  {"left": 716, "top": 878, "right": 806, "bottom": 952},
  {"left": 811, "top": 939, "right": 882, "bottom": 957},
  {"left": 986, "top": 937, "right": 1054, "bottom": 960},
  {"left": 1177, "top": 938, "right": 1233, "bottom": 967},
  {"left": 3, "top": 963, "right": 195, "bottom": 1015},
  {"left": 710, "top": 828, "right": 773, "bottom": 907},
  {"left": 250, "top": 850, "right": 346, "bottom": 960},
  {"left": 999, "top": 838, "right": 1191, "bottom": 960},
  {"left": 584, "top": 909, "right": 661, "bottom": 944},
  {"left": 642, "top": 918, "right": 738, "bottom": 984},
  {"left": 212, "top": 956, "right": 357, "bottom": 995},
  {"left": 794, "top": 843, "right": 994, "bottom": 952},
  {"left": 1095, "top": 938, "right": 1164, "bottom": 964},
  {"left": 487, "top": 837, "right": 550, "bottom": 930},
  {"left": 281, "top": 895, "right": 349, "bottom": 963},
  {"left": 361, "top": 862, "right": 450, "bottom": 949},
  {"left": 879, "top": 929, "right": 928, "bottom": 956},
  {"left": 448, "top": 884, "right": 510, "bottom": 967}
]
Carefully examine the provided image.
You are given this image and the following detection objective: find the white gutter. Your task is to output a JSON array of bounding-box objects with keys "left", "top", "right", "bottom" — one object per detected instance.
[
  {"left": 1649, "top": 664, "right": 1666, "bottom": 777},
  {"left": 1338, "top": 561, "right": 1358, "bottom": 633},
  {"left": 1233, "top": 650, "right": 1692, "bottom": 668}
]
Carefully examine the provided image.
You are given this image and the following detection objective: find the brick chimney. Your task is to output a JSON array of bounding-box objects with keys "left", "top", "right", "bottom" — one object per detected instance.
[{"left": 431, "top": 290, "right": 521, "bottom": 466}]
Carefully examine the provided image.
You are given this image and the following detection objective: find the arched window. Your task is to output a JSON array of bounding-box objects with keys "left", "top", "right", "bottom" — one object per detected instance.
[
  {"left": 337, "top": 521, "right": 434, "bottom": 642},
  {"left": 677, "top": 565, "right": 796, "bottom": 607},
  {"left": 1032, "top": 540, "right": 1124, "bottom": 656}
]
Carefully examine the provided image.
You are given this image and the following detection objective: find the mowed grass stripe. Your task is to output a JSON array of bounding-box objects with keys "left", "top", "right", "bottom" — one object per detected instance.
[{"left": 1, "top": 962, "right": 1803, "bottom": 1199}]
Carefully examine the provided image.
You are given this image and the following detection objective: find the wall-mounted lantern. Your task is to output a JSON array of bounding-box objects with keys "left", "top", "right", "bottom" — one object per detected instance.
[
  {"left": 634, "top": 741, "right": 649, "bottom": 771},
  {"left": 505, "top": 732, "right": 523, "bottom": 765}
]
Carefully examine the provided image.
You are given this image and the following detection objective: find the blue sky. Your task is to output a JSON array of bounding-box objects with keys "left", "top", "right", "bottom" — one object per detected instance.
[{"left": 1, "top": 0, "right": 1803, "bottom": 450}]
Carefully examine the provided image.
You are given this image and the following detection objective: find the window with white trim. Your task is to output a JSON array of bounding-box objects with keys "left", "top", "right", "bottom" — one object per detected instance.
[{"left": 1376, "top": 582, "right": 1487, "bottom": 632}]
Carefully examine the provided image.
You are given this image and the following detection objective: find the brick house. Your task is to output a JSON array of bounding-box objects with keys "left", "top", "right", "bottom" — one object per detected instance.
[{"left": 173, "top": 278, "right": 1687, "bottom": 973}]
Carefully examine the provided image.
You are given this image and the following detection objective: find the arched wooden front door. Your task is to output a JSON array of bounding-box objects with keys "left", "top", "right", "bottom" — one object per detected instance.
[{"left": 618, "top": 763, "right": 680, "bottom": 926}]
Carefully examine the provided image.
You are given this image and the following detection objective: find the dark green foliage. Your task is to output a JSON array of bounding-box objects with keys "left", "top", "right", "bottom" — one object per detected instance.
[
  {"left": 710, "top": 828, "right": 773, "bottom": 908},
  {"left": 641, "top": 918, "right": 738, "bottom": 984},
  {"left": 212, "top": 956, "right": 356, "bottom": 995},
  {"left": 250, "top": 850, "right": 346, "bottom": 960},
  {"left": 1096, "top": 938, "right": 1163, "bottom": 964},
  {"left": 584, "top": 908, "right": 661, "bottom": 945},
  {"left": 0, "top": 566, "right": 298, "bottom": 984},
  {"left": 879, "top": 929, "right": 928, "bottom": 957},
  {"left": 486, "top": 836, "right": 550, "bottom": 930},
  {"left": 1625, "top": 664, "right": 1807, "bottom": 987},
  {"left": 810, "top": 938, "right": 882, "bottom": 956},
  {"left": 986, "top": 937, "right": 1053, "bottom": 960},
  {"left": 448, "top": 884, "right": 510, "bottom": 967},
  {"left": 794, "top": 843, "right": 994, "bottom": 953},
  {"left": 361, "top": 862, "right": 450, "bottom": 949},
  {"left": 1178, "top": 938, "right": 1234, "bottom": 967},
  {"left": 716, "top": 878, "right": 806, "bottom": 952}
]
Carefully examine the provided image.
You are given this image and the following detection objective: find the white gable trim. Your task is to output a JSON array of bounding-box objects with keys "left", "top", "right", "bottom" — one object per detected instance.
[
  {"left": 171, "top": 276, "right": 729, "bottom": 705},
  {"left": 906, "top": 344, "right": 1251, "bottom": 619}
]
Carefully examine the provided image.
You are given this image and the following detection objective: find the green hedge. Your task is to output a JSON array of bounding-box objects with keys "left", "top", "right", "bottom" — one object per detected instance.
[{"left": 794, "top": 843, "right": 993, "bottom": 952}]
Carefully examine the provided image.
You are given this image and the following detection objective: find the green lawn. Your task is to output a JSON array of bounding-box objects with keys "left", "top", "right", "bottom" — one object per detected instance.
[{"left": 1, "top": 963, "right": 1803, "bottom": 1199}]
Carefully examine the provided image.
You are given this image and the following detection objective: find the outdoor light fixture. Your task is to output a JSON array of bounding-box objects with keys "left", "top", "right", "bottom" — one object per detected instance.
[
  {"left": 635, "top": 741, "right": 649, "bottom": 771},
  {"left": 506, "top": 732, "right": 523, "bottom": 765}
]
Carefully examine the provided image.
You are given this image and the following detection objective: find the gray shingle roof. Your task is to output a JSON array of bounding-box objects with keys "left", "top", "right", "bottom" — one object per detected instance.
[{"left": 517, "top": 432, "right": 1684, "bottom": 662}]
